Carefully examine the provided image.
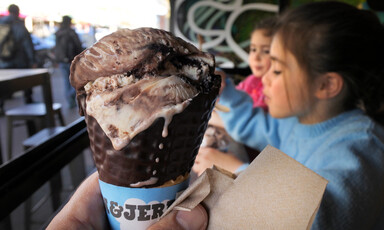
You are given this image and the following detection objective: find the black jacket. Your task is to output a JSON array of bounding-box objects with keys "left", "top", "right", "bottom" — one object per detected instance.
[
  {"left": 55, "top": 27, "right": 83, "bottom": 63},
  {"left": 0, "top": 15, "right": 35, "bottom": 68}
]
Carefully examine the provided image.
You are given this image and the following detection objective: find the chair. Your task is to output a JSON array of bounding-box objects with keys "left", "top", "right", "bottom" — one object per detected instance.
[
  {"left": 5, "top": 102, "right": 65, "bottom": 160},
  {"left": 0, "top": 118, "right": 89, "bottom": 230}
]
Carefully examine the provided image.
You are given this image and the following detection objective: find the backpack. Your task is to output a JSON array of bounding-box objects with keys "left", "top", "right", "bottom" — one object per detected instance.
[
  {"left": 0, "top": 22, "right": 17, "bottom": 60},
  {"left": 55, "top": 30, "right": 82, "bottom": 63}
]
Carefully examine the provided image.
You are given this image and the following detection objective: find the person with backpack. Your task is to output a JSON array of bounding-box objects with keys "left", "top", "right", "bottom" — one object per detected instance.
[
  {"left": 0, "top": 4, "right": 35, "bottom": 69},
  {"left": 55, "top": 15, "right": 83, "bottom": 108},
  {"left": 0, "top": 4, "right": 36, "bottom": 113}
]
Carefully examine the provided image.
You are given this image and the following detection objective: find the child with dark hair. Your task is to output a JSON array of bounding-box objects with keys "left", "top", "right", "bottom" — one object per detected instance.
[
  {"left": 195, "top": 17, "right": 278, "bottom": 174},
  {"left": 236, "top": 16, "right": 278, "bottom": 110},
  {"left": 197, "top": 2, "right": 384, "bottom": 229}
]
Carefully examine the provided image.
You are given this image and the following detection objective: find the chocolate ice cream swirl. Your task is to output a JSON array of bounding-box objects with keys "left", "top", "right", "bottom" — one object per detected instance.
[{"left": 70, "top": 27, "right": 215, "bottom": 102}]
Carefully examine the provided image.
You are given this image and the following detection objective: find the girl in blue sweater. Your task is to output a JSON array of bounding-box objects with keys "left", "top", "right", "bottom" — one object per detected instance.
[{"left": 193, "top": 2, "right": 384, "bottom": 229}]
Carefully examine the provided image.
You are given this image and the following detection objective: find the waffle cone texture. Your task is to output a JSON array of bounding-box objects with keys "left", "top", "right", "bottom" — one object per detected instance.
[{"left": 79, "top": 79, "right": 219, "bottom": 188}]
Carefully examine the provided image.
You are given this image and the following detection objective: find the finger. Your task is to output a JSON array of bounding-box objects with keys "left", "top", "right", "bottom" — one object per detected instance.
[
  {"left": 192, "top": 163, "right": 201, "bottom": 174},
  {"left": 192, "top": 166, "right": 202, "bottom": 175},
  {"left": 193, "top": 164, "right": 209, "bottom": 176},
  {"left": 47, "top": 171, "right": 108, "bottom": 230},
  {"left": 199, "top": 147, "right": 217, "bottom": 154},
  {"left": 197, "top": 148, "right": 209, "bottom": 158},
  {"left": 148, "top": 204, "right": 208, "bottom": 230},
  {"left": 197, "top": 148, "right": 215, "bottom": 161},
  {"left": 194, "top": 154, "right": 202, "bottom": 162}
]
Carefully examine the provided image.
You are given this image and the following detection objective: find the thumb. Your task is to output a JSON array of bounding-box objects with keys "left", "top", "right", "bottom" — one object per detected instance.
[{"left": 148, "top": 204, "right": 208, "bottom": 230}]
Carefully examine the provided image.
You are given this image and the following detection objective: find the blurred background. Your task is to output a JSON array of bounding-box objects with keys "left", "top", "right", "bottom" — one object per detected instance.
[
  {"left": 1, "top": 0, "right": 382, "bottom": 70},
  {"left": 0, "top": 0, "right": 170, "bottom": 70}
]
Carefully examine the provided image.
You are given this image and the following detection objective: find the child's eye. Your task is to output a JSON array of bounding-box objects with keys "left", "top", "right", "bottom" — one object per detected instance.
[
  {"left": 273, "top": 70, "right": 282, "bottom": 75},
  {"left": 262, "top": 50, "right": 270, "bottom": 55}
]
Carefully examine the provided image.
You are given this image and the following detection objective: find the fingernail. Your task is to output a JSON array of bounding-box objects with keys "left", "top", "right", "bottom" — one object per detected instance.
[{"left": 176, "top": 206, "right": 207, "bottom": 230}]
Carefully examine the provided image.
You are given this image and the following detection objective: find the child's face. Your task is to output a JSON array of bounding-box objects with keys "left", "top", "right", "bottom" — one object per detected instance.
[
  {"left": 262, "top": 35, "right": 318, "bottom": 123},
  {"left": 248, "top": 29, "right": 272, "bottom": 78}
]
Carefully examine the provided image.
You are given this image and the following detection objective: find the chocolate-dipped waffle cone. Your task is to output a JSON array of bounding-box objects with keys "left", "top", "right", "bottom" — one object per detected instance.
[
  {"left": 79, "top": 78, "right": 219, "bottom": 188},
  {"left": 71, "top": 27, "right": 221, "bottom": 190},
  {"left": 70, "top": 27, "right": 220, "bottom": 230}
]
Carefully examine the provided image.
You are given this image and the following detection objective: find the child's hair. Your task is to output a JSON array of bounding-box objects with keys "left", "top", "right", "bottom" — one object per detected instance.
[
  {"left": 276, "top": 1, "right": 384, "bottom": 124},
  {"left": 252, "top": 16, "right": 279, "bottom": 38}
]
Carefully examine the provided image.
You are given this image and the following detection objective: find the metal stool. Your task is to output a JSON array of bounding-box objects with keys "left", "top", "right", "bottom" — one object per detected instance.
[{"left": 5, "top": 102, "right": 65, "bottom": 160}]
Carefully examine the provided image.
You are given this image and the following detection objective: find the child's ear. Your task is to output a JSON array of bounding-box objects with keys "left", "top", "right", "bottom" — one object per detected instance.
[{"left": 315, "top": 72, "right": 344, "bottom": 99}]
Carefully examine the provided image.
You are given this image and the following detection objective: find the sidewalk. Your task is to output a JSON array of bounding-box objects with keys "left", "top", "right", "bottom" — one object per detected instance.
[{"left": 0, "top": 67, "right": 95, "bottom": 230}]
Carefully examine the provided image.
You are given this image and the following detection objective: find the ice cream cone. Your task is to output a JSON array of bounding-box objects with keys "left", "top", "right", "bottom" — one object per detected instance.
[{"left": 70, "top": 27, "right": 220, "bottom": 229}]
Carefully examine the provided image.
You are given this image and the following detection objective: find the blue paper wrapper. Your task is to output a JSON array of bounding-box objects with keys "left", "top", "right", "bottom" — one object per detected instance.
[{"left": 99, "top": 178, "right": 189, "bottom": 230}]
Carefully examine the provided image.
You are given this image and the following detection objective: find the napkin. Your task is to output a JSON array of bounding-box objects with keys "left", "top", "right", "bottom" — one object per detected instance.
[{"left": 163, "top": 145, "right": 328, "bottom": 229}]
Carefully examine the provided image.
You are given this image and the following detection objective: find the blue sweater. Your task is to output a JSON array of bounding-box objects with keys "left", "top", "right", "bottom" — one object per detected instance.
[{"left": 218, "top": 79, "right": 384, "bottom": 229}]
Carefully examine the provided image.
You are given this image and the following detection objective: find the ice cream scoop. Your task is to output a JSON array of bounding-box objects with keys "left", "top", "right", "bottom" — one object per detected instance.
[{"left": 70, "top": 27, "right": 220, "bottom": 188}]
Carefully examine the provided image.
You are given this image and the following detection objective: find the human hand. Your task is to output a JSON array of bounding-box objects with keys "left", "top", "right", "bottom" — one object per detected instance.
[
  {"left": 47, "top": 171, "right": 208, "bottom": 230},
  {"left": 208, "top": 111, "right": 225, "bottom": 129},
  {"left": 46, "top": 171, "right": 108, "bottom": 230},
  {"left": 193, "top": 147, "right": 244, "bottom": 176}
]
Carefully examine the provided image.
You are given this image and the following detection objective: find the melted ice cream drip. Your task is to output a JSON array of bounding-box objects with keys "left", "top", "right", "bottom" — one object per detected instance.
[
  {"left": 130, "top": 177, "right": 159, "bottom": 187},
  {"left": 85, "top": 74, "right": 198, "bottom": 150}
]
